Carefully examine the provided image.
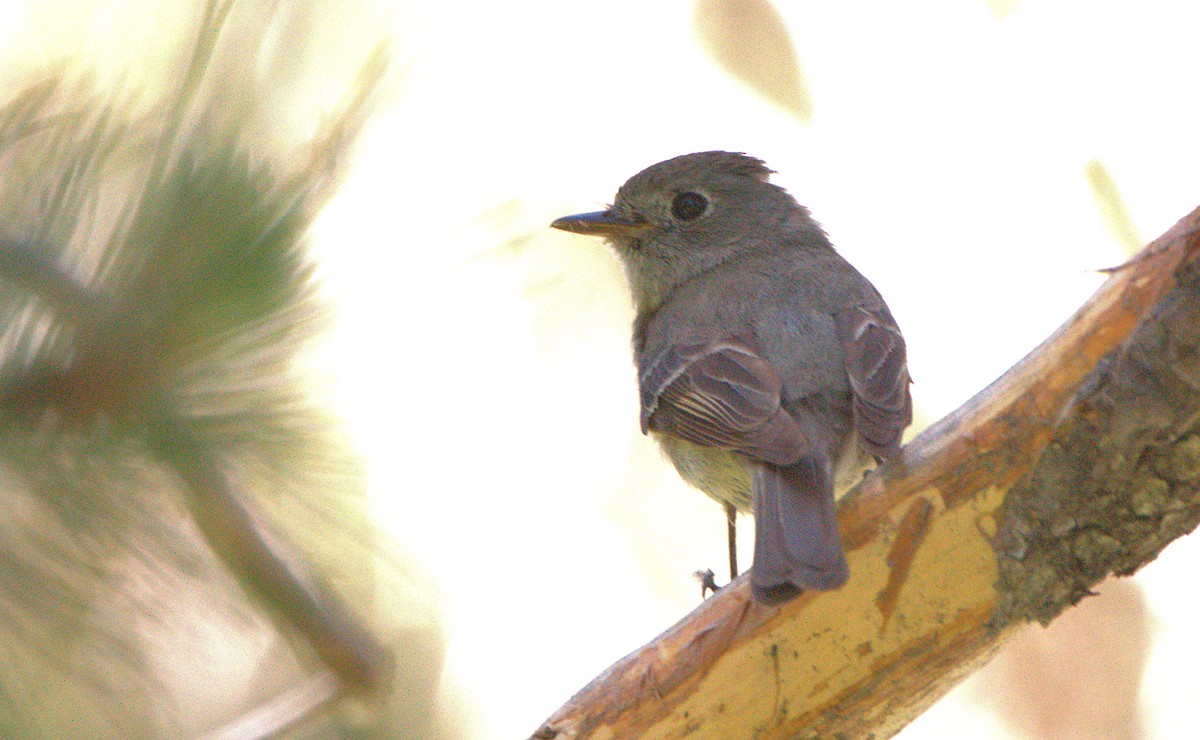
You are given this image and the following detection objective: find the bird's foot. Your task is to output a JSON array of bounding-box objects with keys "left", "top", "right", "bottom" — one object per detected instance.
[{"left": 693, "top": 568, "right": 722, "bottom": 599}]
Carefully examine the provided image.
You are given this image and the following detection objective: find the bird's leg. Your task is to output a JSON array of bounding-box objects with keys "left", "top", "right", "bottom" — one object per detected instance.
[
  {"left": 726, "top": 501, "right": 738, "bottom": 580},
  {"left": 695, "top": 504, "right": 739, "bottom": 600}
]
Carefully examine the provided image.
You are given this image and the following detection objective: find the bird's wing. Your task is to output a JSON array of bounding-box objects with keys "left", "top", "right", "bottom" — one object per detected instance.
[
  {"left": 639, "top": 338, "right": 808, "bottom": 466},
  {"left": 833, "top": 304, "right": 912, "bottom": 459}
]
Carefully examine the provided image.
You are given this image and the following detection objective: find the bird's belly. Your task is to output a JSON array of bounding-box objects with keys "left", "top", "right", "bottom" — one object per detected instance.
[
  {"left": 653, "top": 430, "right": 873, "bottom": 516},
  {"left": 655, "top": 434, "right": 754, "bottom": 513}
]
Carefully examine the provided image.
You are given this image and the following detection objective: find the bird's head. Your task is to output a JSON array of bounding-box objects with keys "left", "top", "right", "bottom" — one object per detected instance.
[{"left": 552, "top": 151, "right": 828, "bottom": 312}]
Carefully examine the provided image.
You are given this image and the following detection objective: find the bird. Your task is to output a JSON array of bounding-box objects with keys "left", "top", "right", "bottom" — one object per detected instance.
[{"left": 551, "top": 151, "right": 911, "bottom": 604}]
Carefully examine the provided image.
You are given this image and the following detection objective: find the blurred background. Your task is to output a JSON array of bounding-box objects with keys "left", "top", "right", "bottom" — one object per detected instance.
[{"left": 3, "top": 0, "right": 1200, "bottom": 737}]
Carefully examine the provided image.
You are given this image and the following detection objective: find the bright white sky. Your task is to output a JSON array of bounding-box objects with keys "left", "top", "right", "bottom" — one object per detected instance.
[{"left": 4, "top": 1, "right": 1200, "bottom": 737}]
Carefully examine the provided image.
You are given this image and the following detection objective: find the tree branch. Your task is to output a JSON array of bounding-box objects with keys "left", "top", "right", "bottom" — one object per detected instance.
[{"left": 533, "top": 205, "right": 1200, "bottom": 739}]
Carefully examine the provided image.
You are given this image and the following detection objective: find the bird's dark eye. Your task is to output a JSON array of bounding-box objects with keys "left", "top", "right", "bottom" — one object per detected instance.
[{"left": 671, "top": 191, "right": 708, "bottom": 221}]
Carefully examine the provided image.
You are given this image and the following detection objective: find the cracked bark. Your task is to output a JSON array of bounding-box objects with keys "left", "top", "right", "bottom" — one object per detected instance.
[{"left": 532, "top": 205, "right": 1200, "bottom": 739}]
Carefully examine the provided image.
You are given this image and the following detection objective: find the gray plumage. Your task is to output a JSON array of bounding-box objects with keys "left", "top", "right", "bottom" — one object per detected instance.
[{"left": 553, "top": 151, "right": 911, "bottom": 604}]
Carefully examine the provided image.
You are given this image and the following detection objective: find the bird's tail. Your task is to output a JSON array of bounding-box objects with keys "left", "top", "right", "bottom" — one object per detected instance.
[{"left": 750, "top": 455, "right": 849, "bottom": 604}]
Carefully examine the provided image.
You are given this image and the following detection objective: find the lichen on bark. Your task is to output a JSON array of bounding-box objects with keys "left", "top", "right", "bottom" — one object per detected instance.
[{"left": 995, "top": 259, "right": 1200, "bottom": 627}]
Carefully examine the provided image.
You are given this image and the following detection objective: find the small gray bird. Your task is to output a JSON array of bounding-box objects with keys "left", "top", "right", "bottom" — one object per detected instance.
[{"left": 552, "top": 152, "right": 911, "bottom": 604}]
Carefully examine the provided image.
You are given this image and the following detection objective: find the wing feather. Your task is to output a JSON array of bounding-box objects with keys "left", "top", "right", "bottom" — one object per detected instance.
[
  {"left": 834, "top": 305, "right": 912, "bottom": 458},
  {"left": 639, "top": 338, "right": 808, "bottom": 466}
]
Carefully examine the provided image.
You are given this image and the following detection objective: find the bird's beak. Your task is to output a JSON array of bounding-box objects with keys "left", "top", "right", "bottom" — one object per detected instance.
[{"left": 550, "top": 210, "right": 650, "bottom": 237}]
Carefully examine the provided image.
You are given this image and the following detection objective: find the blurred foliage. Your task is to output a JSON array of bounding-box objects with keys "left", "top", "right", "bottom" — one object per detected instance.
[
  {"left": 987, "top": 0, "right": 1024, "bottom": 20},
  {"left": 694, "top": 0, "right": 812, "bottom": 121},
  {"left": 1086, "top": 159, "right": 1143, "bottom": 255},
  {"left": 0, "top": 1, "right": 445, "bottom": 737}
]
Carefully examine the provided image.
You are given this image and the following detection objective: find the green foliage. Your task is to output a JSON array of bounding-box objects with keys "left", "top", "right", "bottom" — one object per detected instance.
[{"left": 0, "top": 1, "right": 392, "bottom": 735}]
